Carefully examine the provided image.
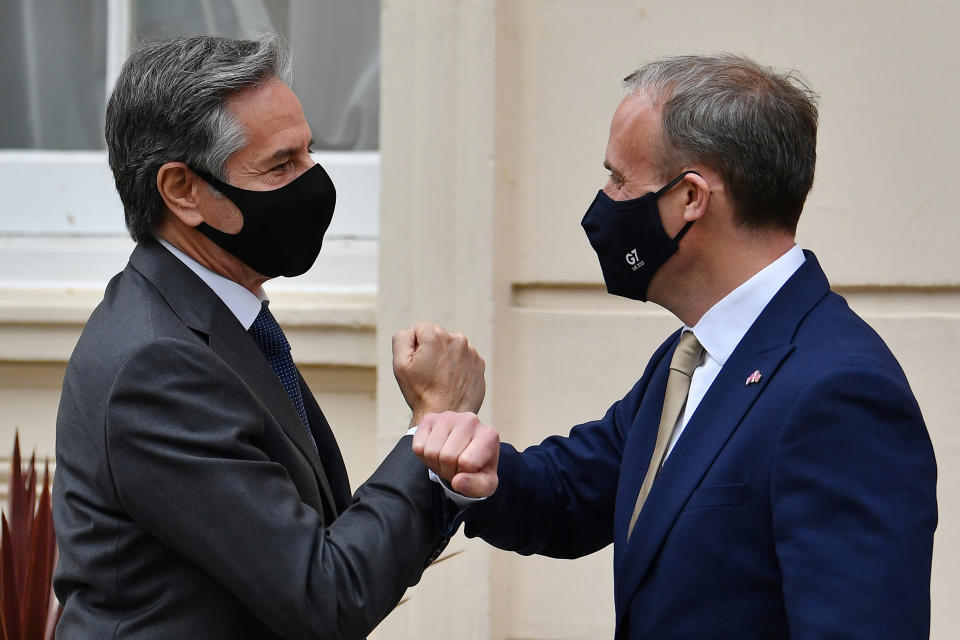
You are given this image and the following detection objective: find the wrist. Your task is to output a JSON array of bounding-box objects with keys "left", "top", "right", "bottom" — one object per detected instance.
[{"left": 411, "top": 399, "right": 442, "bottom": 426}]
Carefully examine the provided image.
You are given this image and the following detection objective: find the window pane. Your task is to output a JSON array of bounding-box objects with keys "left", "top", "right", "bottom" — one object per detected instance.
[
  {"left": 0, "top": 0, "right": 107, "bottom": 150},
  {"left": 133, "top": 0, "right": 379, "bottom": 151},
  {"left": 287, "top": 1, "right": 380, "bottom": 151}
]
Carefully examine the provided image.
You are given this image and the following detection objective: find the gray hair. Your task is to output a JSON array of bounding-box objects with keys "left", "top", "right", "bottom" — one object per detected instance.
[
  {"left": 623, "top": 54, "right": 818, "bottom": 233},
  {"left": 106, "top": 34, "right": 293, "bottom": 242}
]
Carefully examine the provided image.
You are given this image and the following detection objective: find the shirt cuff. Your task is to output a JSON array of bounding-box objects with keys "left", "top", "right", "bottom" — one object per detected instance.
[{"left": 406, "top": 426, "right": 487, "bottom": 508}]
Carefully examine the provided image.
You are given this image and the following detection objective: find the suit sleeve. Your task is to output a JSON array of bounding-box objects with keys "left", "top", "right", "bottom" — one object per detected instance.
[
  {"left": 459, "top": 336, "right": 674, "bottom": 559},
  {"left": 771, "top": 366, "right": 937, "bottom": 639},
  {"left": 105, "top": 338, "right": 443, "bottom": 640},
  {"left": 460, "top": 376, "right": 651, "bottom": 559}
]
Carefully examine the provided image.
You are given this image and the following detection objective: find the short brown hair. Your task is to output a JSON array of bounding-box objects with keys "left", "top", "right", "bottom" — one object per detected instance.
[{"left": 624, "top": 54, "right": 819, "bottom": 233}]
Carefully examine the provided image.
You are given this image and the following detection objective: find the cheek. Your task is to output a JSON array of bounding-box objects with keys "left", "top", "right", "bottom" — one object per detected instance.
[
  {"left": 603, "top": 180, "right": 649, "bottom": 202},
  {"left": 203, "top": 194, "right": 245, "bottom": 234},
  {"left": 221, "top": 204, "right": 245, "bottom": 234},
  {"left": 603, "top": 181, "right": 630, "bottom": 200},
  {"left": 657, "top": 195, "right": 688, "bottom": 237}
]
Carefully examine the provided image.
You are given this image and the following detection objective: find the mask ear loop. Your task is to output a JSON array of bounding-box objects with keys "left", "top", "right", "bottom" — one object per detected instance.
[
  {"left": 673, "top": 219, "right": 695, "bottom": 243},
  {"left": 654, "top": 169, "right": 702, "bottom": 197},
  {"left": 655, "top": 170, "right": 703, "bottom": 242}
]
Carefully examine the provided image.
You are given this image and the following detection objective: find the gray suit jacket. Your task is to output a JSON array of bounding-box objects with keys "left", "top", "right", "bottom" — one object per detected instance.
[{"left": 53, "top": 238, "right": 446, "bottom": 639}]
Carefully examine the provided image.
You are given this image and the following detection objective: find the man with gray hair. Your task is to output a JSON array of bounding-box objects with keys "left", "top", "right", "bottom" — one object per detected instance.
[
  {"left": 53, "top": 35, "right": 495, "bottom": 639},
  {"left": 408, "top": 54, "right": 937, "bottom": 638}
]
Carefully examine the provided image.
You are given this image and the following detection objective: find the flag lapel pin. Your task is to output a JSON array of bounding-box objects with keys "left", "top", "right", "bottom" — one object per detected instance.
[{"left": 745, "top": 370, "right": 763, "bottom": 386}]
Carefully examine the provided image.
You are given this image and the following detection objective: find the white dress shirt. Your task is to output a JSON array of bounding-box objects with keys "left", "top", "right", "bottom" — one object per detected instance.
[
  {"left": 664, "top": 244, "right": 806, "bottom": 460},
  {"left": 158, "top": 238, "right": 267, "bottom": 327}
]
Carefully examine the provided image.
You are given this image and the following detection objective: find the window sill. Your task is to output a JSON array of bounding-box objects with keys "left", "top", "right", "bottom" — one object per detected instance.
[{"left": 0, "top": 286, "right": 377, "bottom": 367}]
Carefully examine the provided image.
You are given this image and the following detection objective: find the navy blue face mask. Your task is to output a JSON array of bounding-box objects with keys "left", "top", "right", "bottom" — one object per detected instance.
[
  {"left": 191, "top": 163, "right": 337, "bottom": 278},
  {"left": 581, "top": 171, "right": 698, "bottom": 301}
]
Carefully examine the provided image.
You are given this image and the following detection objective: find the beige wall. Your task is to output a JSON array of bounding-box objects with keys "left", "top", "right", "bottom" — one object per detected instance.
[
  {"left": 376, "top": 1, "right": 959, "bottom": 639},
  {"left": 1, "top": 1, "right": 955, "bottom": 638}
]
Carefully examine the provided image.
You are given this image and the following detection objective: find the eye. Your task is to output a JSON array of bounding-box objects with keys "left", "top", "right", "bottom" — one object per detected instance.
[{"left": 271, "top": 159, "right": 293, "bottom": 173}]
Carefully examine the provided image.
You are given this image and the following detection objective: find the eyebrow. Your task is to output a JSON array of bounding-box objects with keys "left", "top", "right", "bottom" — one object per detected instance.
[{"left": 604, "top": 160, "right": 624, "bottom": 180}]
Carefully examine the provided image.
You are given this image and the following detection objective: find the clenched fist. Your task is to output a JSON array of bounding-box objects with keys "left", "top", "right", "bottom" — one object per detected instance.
[
  {"left": 413, "top": 412, "right": 500, "bottom": 498},
  {"left": 392, "top": 323, "right": 486, "bottom": 425}
]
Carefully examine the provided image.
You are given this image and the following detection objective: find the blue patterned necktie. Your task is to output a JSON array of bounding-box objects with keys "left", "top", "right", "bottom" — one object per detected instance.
[{"left": 248, "top": 303, "right": 317, "bottom": 452}]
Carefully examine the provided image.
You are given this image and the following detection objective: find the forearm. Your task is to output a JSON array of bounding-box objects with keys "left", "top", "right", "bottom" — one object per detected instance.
[
  {"left": 314, "top": 437, "right": 445, "bottom": 638},
  {"left": 463, "top": 434, "right": 618, "bottom": 559},
  {"left": 107, "top": 341, "right": 444, "bottom": 639},
  {"left": 113, "top": 431, "right": 441, "bottom": 640}
]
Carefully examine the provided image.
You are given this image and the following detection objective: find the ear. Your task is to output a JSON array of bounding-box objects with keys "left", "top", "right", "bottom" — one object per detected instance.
[
  {"left": 156, "top": 162, "right": 207, "bottom": 227},
  {"left": 680, "top": 171, "right": 711, "bottom": 223}
]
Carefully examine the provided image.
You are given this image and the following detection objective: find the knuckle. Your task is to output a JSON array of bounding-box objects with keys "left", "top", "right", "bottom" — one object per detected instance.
[
  {"left": 415, "top": 322, "right": 435, "bottom": 338},
  {"left": 460, "top": 451, "right": 481, "bottom": 470},
  {"left": 457, "top": 413, "right": 478, "bottom": 429}
]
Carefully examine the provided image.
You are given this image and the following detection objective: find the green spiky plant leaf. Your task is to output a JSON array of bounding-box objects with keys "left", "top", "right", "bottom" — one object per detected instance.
[{"left": 0, "top": 433, "right": 61, "bottom": 640}]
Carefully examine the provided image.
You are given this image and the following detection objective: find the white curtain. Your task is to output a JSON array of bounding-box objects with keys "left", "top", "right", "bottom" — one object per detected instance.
[
  {"left": 0, "top": 0, "right": 378, "bottom": 151},
  {"left": 0, "top": 0, "right": 108, "bottom": 150},
  {"left": 286, "top": 0, "right": 380, "bottom": 150},
  {"left": 135, "top": 0, "right": 380, "bottom": 151}
]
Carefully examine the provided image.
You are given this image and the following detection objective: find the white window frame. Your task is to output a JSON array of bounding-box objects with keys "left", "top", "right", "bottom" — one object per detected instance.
[{"left": 0, "top": 0, "right": 379, "bottom": 294}]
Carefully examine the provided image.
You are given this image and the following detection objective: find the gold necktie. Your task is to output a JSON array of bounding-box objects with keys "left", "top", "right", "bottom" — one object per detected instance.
[{"left": 627, "top": 331, "right": 704, "bottom": 540}]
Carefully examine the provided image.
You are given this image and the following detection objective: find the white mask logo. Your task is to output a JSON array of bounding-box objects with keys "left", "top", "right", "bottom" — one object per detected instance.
[{"left": 625, "top": 248, "right": 645, "bottom": 271}]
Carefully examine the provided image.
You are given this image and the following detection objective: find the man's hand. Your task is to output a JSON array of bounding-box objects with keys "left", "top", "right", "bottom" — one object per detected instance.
[
  {"left": 413, "top": 412, "right": 499, "bottom": 498},
  {"left": 392, "top": 323, "right": 486, "bottom": 425}
]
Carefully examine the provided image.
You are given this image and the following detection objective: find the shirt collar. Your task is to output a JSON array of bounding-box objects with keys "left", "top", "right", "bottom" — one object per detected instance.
[
  {"left": 686, "top": 244, "right": 805, "bottom": 366},
  {"left": 157, "top": 237, "right": 266, "bottom": 330}
]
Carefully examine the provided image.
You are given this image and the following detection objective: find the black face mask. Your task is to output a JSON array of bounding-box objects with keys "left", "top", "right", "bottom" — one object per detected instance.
[
  {"left": 191, "top": 163, "right": 337, "bottom": 278},
  {"left": 581, "top": 171, "right": 698, "bottom": 301}
]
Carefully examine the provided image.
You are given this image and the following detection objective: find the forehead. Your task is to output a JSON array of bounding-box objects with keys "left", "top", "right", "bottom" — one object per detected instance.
[
  {"left": 605, "top": 92, "right": 664, "bottom": 176},
  {"left": 225, "top": 79, "right": 311, "bottom": 160}
]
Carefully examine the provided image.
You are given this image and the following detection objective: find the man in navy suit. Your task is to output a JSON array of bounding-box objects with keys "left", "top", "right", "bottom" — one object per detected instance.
[{"left": 406, "top": 54, "right": 937, "bottom": 638}]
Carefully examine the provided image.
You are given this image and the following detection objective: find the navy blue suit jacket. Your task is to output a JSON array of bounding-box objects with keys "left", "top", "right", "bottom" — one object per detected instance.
[{"left": 463, "top": 252, "right": 937, "bottom": 639}]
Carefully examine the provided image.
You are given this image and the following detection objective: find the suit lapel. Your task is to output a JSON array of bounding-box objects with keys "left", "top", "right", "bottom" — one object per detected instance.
[
  {"left": 299, "top": 378, "right": 352, "bottom": 515},
  {"left": 206, "top": 318, "right": 339, "bottom": 514},
  {"left": 613, "top": 251, "right": 831, "bottom": 626},
  {"left": 612, "top": 330, "right": 677, "bottom": 567},
  {"left": 128, "top": 239, "right": 338, "bottom": 516},
  {"left": 613, "top": 339, "right": 793, "bottom": 617}
]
